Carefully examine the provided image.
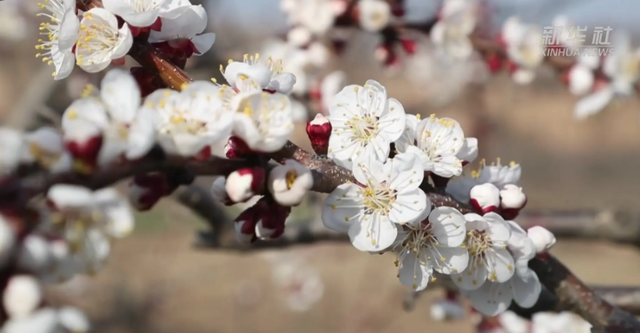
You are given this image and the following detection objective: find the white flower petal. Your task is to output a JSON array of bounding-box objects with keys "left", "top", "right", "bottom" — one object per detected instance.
[
  {"left": 398, "top": 252, "right": 432, "bottom": 291},
  {"left": 429, "top": 207, "right": 466, "bottom": 247},
  {"left": 512, "top": 273, "right": 541, "bottom": 308},
  {"left": 322, "top": 184, "right": 363, "bottom": 233},
  {"left": 348, "top": 214, "right": 398, "bottom": 252},
  {"left": 468, "top": 282, "right": 512, "bottom": 316},
  {"left": 100, "top": 68, "right": 141, "bottom": 123},
  {"left": 573, "top": 86, "right": 615, "bottom": 120}
]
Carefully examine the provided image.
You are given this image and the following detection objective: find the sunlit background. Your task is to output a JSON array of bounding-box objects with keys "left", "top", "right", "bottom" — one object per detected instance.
[{"left": 0, "top": 0, "right": 639, "bottom": 332}]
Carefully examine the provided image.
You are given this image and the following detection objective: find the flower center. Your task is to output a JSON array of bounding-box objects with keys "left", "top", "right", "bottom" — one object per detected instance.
[
  {"left": 76, "top": 14, "right": 121, "bottom": 65},
  {"left": 346, "top": 116, "right": 379, "bottom": 142},
  {"left": 466, "top": 229, "right": 491, "bottom": 258},
  {"left": 285, "top": 170, "right": 297, "bottom": 189},
  {"left": 362, "top": 186, "right": 396, "bottom": 215},
  {"left": 165, "top": 110, "right": 207, "bottom": 135}
]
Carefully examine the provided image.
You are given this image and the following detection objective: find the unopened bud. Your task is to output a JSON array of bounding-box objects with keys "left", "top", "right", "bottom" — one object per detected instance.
[
  {"left": 127, "top": 174, "right": 168, "bottom": 211},
  {"left": 306, "top": 114, "right": 332, "bottom": 156},
  {"left": 499, "top": 184, "right": 527, "bottom": 219},
  {"left": 268, "top": 160, "right": 313, "bottom": 206},
  {"left": 3, "top": 275, "right": 42, "bottom": 319},
  {"left": 224, "top": 136, "right": 253, "bottom": 159},
  {"left": 255, "top": 201, "right": 290, "bottom": 240},
  {"left": 225, "top": 167, "right": 265, "bottom": 203},
  {"left": 527, "top": 226, "right": 556, "bottom": 254},
  {"left": 469, "top": 183, "right": 500, "bottom": 214},
  {"left": 211, "top": 177, "right": 233, "bottom": 205}
]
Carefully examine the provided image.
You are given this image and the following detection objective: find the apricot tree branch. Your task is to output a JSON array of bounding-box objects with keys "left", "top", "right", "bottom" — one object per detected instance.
[{"left": 64, "top": 1, "right": 640, "bottom": 330}]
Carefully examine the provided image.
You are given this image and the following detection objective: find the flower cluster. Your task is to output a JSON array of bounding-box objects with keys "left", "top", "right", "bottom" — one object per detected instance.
[
  {"left": 36, "top": 0, "right": 215, "bottom": 80},
  {"left": 319, "top": 80, "right": 555, "bottom": 316}
]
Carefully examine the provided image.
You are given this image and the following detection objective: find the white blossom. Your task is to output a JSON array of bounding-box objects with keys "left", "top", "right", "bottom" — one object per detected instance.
[
  {"left": 35, "top": 0, "right": 79, "bottom": 80},
  {"left": 287, "top": 26, "right": 312, "bottom": 47},
  {"left": 46, "top": 185, "right": 134, "bottom": 274},
  {"left": 22, "top": 127, "right": 72, "bottom": 173},
  {"left": 57, "top": 306, "right": 90, "bottom": 333},
  {"left": 452, "top": 213, "right": 515, "bottom": 290},
  {"left": 357, "top": 0, "right": 391, "bottom": 32},
  {"left": 322, "top": 152, "right": 427, "bottom": 252},
  {"left": 406, "top": 115, "right": 466, "bottom": 178},
  {"left": 283, "top": 0, "right": 338, "bottom": 35},
  {"left": 75, "top": 8, "right": 133, "bottom": 73},
  {"left": 141, "top": 81, "right": 235, "bottom": 157},
  {"left": 3, "top": 275, "right": 42, "bottom": 319},
  {"left": 327, "top": 80, "right": 405, "bottom": 169},
  {"left": 62, "top": 69, "right": 155, "bottom": 166},
  {"left": 103, "top": 0, "right": 166, "bottom": 28},
  {"left": 531, "top": 312, "right": 592, "bottom": 333},
  {"left": 527, "top": 226, "right": 556, "bottom": 254},
  {"left": 431, "top": 0, "right": 477, "bottom": 59},
  {"left": 1, "top": 308, "right": 59, "bottom": 333},
  {"left": 465, "top": 221, "right": 540, "bottom": 316},
  {"left": 568, "top": 63, "right": 595, "bottom": 96},
  {"left": 148, "top": 4, "right": 216, "bottom": 56},
  {"left": 392, "top": 207, "right": 468, "bottom": 290},
  {"left": 479, "top": 158, "right": 522, "bottom": 188},
  {"left": 268, "top": 160, "right": 313, "bottom": 207},
  {"left": 603, "top": 32, "right": 640, "bottom": 96},
  {"left": 0, "top": 128, "right": 25, "bottom": 176},
  {"left": 502, "top": 16, "right": 544, "bottom": 85},
  {"left": 220, "top": 53, "right": 296, "bottom": 95},
  {"left": 394, "top": 114, "right": 419, "bottom": 153},
  {"left": 231, "top": 91, "right": 295, "bottom": 153}
]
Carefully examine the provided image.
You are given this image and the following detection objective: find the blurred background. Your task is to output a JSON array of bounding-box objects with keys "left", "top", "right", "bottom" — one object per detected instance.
[{"left": 1, "top": 0, "right": 640, "bottom": 332}]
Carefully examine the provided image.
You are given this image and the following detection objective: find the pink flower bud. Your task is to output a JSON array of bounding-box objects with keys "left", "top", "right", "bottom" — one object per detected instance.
[
  {"left": 64, "top": 135, "right": 103, "bottom": 168},
  {"left": 127, "top": 174, "right": 168, "bottom": 211},
  {"left": 306, "top": 114, "right": 332, "bottom": 156},
  {"left": 255, "top": 201, "right": 290, "bottom": 240},
  {"left": 224, "top": 136, "right": 253, "bottom": 159},
  {"left": 499, "top": 184, "right": 527, "bottom": 219},
  {"left": 225, "top": 167, "right": 265, "bottom": 203},
  {"left": 527, "top": 226, "right": 556, "bottom": 254},
  {"left": 234, "top": 205, "right": 263, "bottom": 244},
  {"left": 469, "top": 183, "right": 500, "bottom": 214}
]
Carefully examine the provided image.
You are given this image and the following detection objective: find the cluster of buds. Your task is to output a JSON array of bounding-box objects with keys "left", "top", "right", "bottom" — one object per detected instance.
[
  {"left": 234, "top": 198, "right": 291, "bottom": 244},
  {"left": 209, "top": 158, "right": 314, "bottom": 243},
  {"left": 128, "top": 173, "right": 174, "bottom": 211},
  {"left": 469, "top": 183, "right": 527, "bottom": 219}
]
